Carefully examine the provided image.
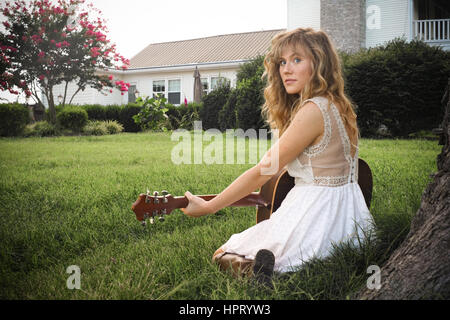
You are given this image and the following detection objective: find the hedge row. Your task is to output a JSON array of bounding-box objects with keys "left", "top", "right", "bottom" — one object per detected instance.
[
  {"left": 0, "top": 103, "right": 29, "bottom": 137},
  {"left": 199, "top": 39, "right": 449, "bottom": 138},
  {"left": 2, "top": 39, "right": 448, "bottom": 138},
  {"left": 343, "top": 38, "right": 450, "bottom": 137},
  {"left": 0, "top": 101, "right": 205, "bottom": 136}
]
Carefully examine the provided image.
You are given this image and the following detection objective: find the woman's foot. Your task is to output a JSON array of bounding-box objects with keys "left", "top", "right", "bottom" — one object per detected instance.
[{"left": 252, "top": 249, "right": 275, "bottom": 288}]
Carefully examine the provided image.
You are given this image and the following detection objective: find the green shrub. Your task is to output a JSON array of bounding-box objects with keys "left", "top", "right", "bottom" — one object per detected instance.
[
  {"left": 218, "top": 88, "right": 238, "bottom": 130},
  {"left": 83, "top": 120, "right": 108, "bottom": 135},
  {"left": 230, "top": 56, "right": 267, "bottom": 133},
  {"left": 167, "top": 102, "right": 202, "bottom": 130},
  {"left": 343, "top": 38, "right": 450, "bottom": 138},
  {"left": 104, "top": 105, "right": 122, "bottom": 122},
  {"left": 119, "top": 103, "right": 142, "bottom": 132},
  {"left": 201, "top": 81, "right": 231, "bottom": 130},
  {"left": 81, "top": 104, "right": 107, "bottom": 121},
  {"left": 57, "top": 106, "right": 88, "bottom": 132},
  {"left": 0, "top": 103, "right": 30, "bottom": 137},
  {"left": 23, "top": 121, "right": 58, "bottom": 137},
  {"left": 236, "top": 55, "right": 265, "bottom": 83},
  {"left": 235, "top": 76, "right": 267, "bottom": 132},
  {"left": 132, "top": 96, "right": 170, "bottom": 131},
  {"left": 103, "top": 120, "right": 124, "bottom": 134}
]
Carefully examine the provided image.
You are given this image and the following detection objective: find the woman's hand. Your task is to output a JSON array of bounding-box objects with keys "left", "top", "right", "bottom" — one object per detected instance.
[{"left": 181, "top": 191, "right": 215, "bottom": 217}]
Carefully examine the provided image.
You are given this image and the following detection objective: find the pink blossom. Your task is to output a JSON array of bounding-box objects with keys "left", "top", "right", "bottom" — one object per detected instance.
[
  {"left": 108, "top": 75, "right": 113, "bottom": 80},
  {"left": 61, "top": 32, "right": 67, "bottom": 38},
  {"left": 38, "top": 51, "right": 45, "bottom": 58},
  {"left": 53, "top": 6, "right": 64, "bottom": 14},
  {"left": 38, "top": 75, "right": 45, "bottom": 81},
  {"left": 62, "top": 41, "right": 70, "bottom": 47},
  {"left": 90, "top": 47, "right": 101, "bottom": 57},
  {"left": 55, "top": 42, "right": 62, "bottom": 48},
  {"left": 2, "top": 21, "right": 10, "bottom": 29},
  {"left": 31, "top": 34, "right": 43, "bottom": 44}
]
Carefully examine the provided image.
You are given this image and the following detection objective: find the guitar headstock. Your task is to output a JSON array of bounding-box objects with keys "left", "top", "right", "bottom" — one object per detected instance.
[{"left": 131, "top": 190, "right": 178, "bottom": 226}]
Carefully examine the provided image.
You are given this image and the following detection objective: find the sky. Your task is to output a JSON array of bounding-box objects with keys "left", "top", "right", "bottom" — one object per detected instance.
[
  {"left": 1, "top": 0, "right": 288, "bottom": 102},
  {"left": 93, "top": 0, "right": 287, "bottom": 59}
]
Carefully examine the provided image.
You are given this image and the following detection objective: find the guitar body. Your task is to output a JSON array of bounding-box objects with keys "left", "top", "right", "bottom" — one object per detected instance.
[{"left": 256, "top": 170, "right": 295, "bottom": 223}]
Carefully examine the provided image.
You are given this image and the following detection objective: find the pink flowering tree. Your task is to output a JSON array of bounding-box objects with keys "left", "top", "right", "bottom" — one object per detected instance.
[{"left": 0, "top": 0, "right": 130, "bottom": 124}]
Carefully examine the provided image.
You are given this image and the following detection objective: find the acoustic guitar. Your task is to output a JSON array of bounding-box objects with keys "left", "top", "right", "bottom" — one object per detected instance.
[{"left": 131, "top": 159, "right": 373, "bottom": 226}]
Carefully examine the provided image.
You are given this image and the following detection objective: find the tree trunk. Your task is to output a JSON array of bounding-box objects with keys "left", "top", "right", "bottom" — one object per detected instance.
[
  {"left": 358, "top": 79, "right": 450, "bottom": 300},
  {"left": 46, "top": 86, "right": 57, "bottom": 125}
]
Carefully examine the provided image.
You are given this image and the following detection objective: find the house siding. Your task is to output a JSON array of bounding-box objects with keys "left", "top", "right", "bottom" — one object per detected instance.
[
  {"left": 47, "top": 78, "right": 127, "bottom": 107},
  {"left": 46, "top": 65, "right": 240, "bottom": 107},
  {"left": 365, "top": 0, "right": 410, "bottom": 48},
  {"left": 121, "top": 67, "right": 238, "bottom": 104}
]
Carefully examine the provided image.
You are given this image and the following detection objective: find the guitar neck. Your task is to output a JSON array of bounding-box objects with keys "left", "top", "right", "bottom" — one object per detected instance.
[{"left": 173, "top": 192, "right": 269, "bottom": 210}]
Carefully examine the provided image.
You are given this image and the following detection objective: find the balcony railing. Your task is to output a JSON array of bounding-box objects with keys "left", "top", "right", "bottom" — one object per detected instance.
[{"left": 413, "top": 19, "right": 450, "bottom": 42}]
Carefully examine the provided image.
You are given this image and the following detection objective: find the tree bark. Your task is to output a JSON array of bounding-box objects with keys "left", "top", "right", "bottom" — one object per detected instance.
[{"left": 358, "top": 79, "right": 450, "bottom": 300}]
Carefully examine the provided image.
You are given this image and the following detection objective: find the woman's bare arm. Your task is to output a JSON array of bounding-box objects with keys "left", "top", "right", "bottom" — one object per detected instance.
[{"left": 182, "top": 101, "right": 324, "bottom": 217}]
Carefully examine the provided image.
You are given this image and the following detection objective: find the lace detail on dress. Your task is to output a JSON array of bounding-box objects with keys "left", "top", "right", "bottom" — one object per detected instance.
[
  {"left": 329, "top": 103, "right": 351, "bottom": 162},
  {"left": 303, "top": 97, "right": 332, "bottom": 158},
  {"left": 313, "top": 175, "right": 348, "bottom": 187}
]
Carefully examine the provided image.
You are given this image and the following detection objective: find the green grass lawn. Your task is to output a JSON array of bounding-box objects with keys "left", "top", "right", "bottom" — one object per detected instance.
[{"left": 0, "top": 132, "right": 441, "bottom": 299}]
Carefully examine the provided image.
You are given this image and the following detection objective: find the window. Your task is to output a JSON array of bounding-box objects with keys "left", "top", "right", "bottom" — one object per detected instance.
[
  {"left": 211, "top": 77, "right": 228, "bottom": 90},
  {"left": 201, "top": 78, "right": 209, "bottom": 95},
  {"left": 128, "top": 85, "right": 136, "bottom": 103},
  {"left": 153, "top": 80, "right": 165, "bottom": 98},
  {"left": 168, "top": 79, "right": 181, "bottom": 105}
]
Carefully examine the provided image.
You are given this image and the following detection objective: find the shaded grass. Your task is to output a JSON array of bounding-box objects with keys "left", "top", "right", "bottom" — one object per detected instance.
[{"left": 0, "top": 133, "right": 440, "bottom": 299}]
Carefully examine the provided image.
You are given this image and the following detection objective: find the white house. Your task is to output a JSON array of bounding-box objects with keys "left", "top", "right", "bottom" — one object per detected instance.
[
  {"left": 39, "top": 0, "right": 449, "bottom": 107},
  {"left": 48, "top": 29, "right": 282, "bottom": 107}
]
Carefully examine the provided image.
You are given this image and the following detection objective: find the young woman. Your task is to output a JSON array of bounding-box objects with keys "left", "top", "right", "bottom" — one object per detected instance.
[{"left": 181, "top": 28, "right": 375, "bottom": 282}]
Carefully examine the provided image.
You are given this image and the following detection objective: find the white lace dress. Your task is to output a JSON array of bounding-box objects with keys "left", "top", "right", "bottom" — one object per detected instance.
[{"left": 221, "top": 96, "right": 375, "bottom": 273}]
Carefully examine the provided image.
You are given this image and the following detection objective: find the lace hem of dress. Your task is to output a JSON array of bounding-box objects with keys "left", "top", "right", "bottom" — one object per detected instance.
[{"left": 295, "top": 175, "right": 350, "bottom": 187}]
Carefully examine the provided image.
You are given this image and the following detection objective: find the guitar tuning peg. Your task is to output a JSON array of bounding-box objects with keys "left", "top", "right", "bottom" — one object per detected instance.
[
  {"left": 145, "top": 189, "right": 151, "bottom": 203},
  {"left": 162, "top": 190, "right": 169, "bottom": 203},
  {"left": 153, "top": 191, "right": 159, "bottom": 204}
]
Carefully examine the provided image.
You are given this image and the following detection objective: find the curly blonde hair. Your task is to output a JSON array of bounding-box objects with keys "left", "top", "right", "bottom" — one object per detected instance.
[{"left": 262, "top": 28, "right": 358, "bottom": 144}]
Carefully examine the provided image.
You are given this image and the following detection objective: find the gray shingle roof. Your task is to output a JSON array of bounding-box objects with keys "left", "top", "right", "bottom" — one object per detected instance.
[{"left": 129, "top": 29, "right": 284, "bottom": 69}]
